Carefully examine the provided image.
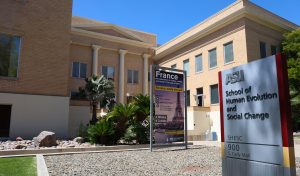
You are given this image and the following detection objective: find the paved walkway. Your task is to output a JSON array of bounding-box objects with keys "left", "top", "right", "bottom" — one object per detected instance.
[{"left": 192, "top": 141, "right": 300, "bottom": 157}]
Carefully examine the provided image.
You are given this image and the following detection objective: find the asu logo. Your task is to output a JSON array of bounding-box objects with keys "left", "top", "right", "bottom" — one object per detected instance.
[{"left": 225, "top": 70, "right": 244, "bottom": 85}]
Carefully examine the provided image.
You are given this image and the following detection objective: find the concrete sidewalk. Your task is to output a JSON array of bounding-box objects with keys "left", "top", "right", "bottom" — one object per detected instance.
[{"left": 192, "top": 141, "right": 300, "bottom": 158}]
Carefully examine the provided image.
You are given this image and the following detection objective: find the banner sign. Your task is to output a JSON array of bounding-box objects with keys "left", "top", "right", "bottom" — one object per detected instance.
[
  {"left": 219, "top": 54, "right": 295, "bottom": 176},
  {"left": 154, "top": 69, "right": 185, "bottom": 143}
]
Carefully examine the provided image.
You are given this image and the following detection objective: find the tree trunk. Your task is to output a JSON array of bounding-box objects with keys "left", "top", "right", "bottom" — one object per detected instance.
[{"left": 91, "top": 101, "right": 98, "bottom": 124}]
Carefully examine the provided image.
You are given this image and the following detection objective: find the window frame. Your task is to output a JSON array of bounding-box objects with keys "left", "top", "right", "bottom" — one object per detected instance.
[
  {"left": 195, "top": 54, "right": 203, "bottom": 73},
  {"left": 210, "top": 84, "right": 219, "bottom": 105},
  {"left": 183, "top": 59, "right": 190, "bottom": 76},
  {"left": 271, "top": 45, "right": 277, "bottom": 55},
  {"left": 101, "top": 65, "right": 115, "bottom": 81},
  {"left": 208, "top": 48, "right": 218, "bottom": 69},
  {"left": 186, "top": 90, "right": 190, "bottom": 106},
  {"left": 223, "top": 41, "right": 234, "bottom": 64},
  {"left": 72, "top": 62, "right": 87, "bottom": 79},
  {"left": 127, "top": 69, "right": 139, "bottom": 84},
  {"left": 260, "top": 41, "right": 267, "bottom": 58},
  {"left": 0, "top": 33, "right": 22, "bottom": 79}
]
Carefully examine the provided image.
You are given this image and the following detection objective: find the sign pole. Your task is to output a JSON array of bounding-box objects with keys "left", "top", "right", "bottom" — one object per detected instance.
[
  {"left": 149, "top": 65, "right": 154, "bottom": 152},
  {"left": 184, "top": 70, "right": 188, "bottom": 149}
]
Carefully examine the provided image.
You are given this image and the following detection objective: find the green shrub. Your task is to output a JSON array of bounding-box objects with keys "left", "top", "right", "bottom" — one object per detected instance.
[
  {"left": 123, "top": 122, "right": 149, "bottom": 144},
  {"left": 87, "top": 118, "right": 115, "bottom": 144}
]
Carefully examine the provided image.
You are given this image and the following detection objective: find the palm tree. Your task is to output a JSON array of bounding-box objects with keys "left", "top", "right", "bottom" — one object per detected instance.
[
  {"left": 106, "top": 103, "right": 138, "bottom": 139},
  {"left": 132, "top": 94, "right": 150, "bottom": 122},
  {"left": 80, "top": 75, "right": 115, "bottom": 124}
]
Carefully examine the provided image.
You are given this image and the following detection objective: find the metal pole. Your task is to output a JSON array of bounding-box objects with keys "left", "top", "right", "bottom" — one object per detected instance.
[
  {"left": 184, "top": 70, "right": 188, "bottom": 149},
  {"left": 150, "top": 65, "right": 154, "bottom": 152}
]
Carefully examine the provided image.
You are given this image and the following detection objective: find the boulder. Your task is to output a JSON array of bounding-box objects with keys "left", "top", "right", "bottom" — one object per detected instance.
[
  {"left": 34, "top": 131, "right": 57, "bottom": 147},
  {"left": 16, "top": 137, "right": 23, "bottom": 141},
  {"left": 15, "top": 144, "right": 27, "bottom": 149},
  {"left": 73, "top": 137, "right": 84, "bottom": 143}
]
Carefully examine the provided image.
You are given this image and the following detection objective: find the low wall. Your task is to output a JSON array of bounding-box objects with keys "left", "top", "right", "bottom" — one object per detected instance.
[
  {"left": 0, "top": 93, "right": 69, "bottom": 139},
  {"left": 69, "top": 106, "right": 91, "bottom": 138}
]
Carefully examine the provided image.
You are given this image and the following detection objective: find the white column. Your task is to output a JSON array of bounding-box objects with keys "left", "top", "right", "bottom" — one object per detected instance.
[
  {"left": 143, "top": 54, "right": 151, "bottom": 95},
  {"left": 92, "top": 45, "right": 101, "bottom": 76},
  {"left": 119, "top": 49, "right": 127, "bottom": 103}
]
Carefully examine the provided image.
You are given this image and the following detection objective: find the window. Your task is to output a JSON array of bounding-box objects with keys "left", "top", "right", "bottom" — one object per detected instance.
[
  {"left": 210, "top": 84, "right": 219, "bottom": 104},
  {"left": 72, "top": 62, "right": 87, "bottom": 78},
  {"left": 260, "top": 42, "right": 267, "bottom": 58},
  {"left": 127, "top": 70, "right": 138, "bottom": 84},
  {"left": 196, "top": 87, "right": 203, "bottom": 107},
  {"left": 171, "top": 64, "right": 176, "bottom": 69},
  {"left": 271, "top": 45, "right": 277, "bottom": 55},
  {"left": 186, "top": 90, "right": 190, "bottom": 106},
  {"left": 102, "top": 66, "right": 114, "bottom": 81},
  {"left": 224, "top": 42, "right": 234, "bottom": 64},
  {"left": 0, "top": 33, "right": 21, "bottom": 77},
  {"left": 183, "top": 59, "right": 190, "bottom": 76},
  {"left": 195, "top": 54, "right": 203, "bottom": 73},
  {"left": 209, "top": 48, "right": 217, "bottom": 68}
]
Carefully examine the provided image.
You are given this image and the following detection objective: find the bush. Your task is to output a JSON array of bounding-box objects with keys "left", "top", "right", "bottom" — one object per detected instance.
[
  {"left": 123, "top": 122, "right": 148, "bottom": 144},
  {"left": 87, "top": 118, "right": 115, "bottom": 145}
]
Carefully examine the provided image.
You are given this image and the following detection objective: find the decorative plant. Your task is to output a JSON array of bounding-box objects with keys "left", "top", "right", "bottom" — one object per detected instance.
[
  {"left": 87, "top": 118, "right": 115, "bottom": 144},
  {"left": 80, "top": 75, "right": 115, "bottom": 124},
  {"left": 132, "top": 94, "right": 150, "bottom": 122},
  {"left": 106, "top": 103, "right": 138, "bottom": 140}
]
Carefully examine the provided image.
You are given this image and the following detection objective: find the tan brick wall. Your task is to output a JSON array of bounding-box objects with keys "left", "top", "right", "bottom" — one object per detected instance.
[
  {"left": 124, "top": 53, "right": 144, "bottom": 101},
  {"left": 0, "top": 0, "right": 72, "bottom": 96},
  {"left": 69, "top": 36, "right": 154, "bottom": 103},
  {"left": 245, "top": 18, "right": 284, "bottom": 62},
  {"left": 157, "top": 19, "right": 248, "bottom": 111}
]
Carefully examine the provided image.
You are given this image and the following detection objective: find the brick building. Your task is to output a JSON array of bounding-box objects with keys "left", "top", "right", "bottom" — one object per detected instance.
[{"left": 0, "top": 0, "right": 298, "bottom": 139}]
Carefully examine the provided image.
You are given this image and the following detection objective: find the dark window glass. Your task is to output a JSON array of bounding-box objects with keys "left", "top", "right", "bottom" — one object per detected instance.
[
  {"left": 210, "top": 84, "right": 219, "bottom": 104},
  {"left": 224, "top": 42, "right": 234, "bottom": 63},
  {"left": 183, "top": 59, "right": 190, "bottom": 76},
  {"left": 271, "top": 45, "right": 277, "bottom": 55},
  {"left": 133, "top": 70, "right": 138, "bottom": 83},
  {"left": 102, "top": 66, "right": 114, "bottom": 81},
  {"left": 260, "top": 42, "right": 266, "bottom": 58},
  {"left": 195, "top": 54, "right": 203, "bottom": 72},
  {"left": 72, "top": 62, "right": 79, "bottom": 78},
  {"left": 186, "top": 90, "right": 190, "bottom": 106},
  {"left": 127, "top": 70, "right": 138, "bottom": 84},
  {"left": 127, "top": 70, "right": 132, "bottom": 83},
  {"left": 80, "top": 63, "right": 87, "bottom": 78},
  {"left": 196, "top": 88, "right": 203, "bottom": 107},
  {"left": 0, "top": 33, "right": 21, "bottom": 77},
  {"left": 209, "top": 48, "right": 217, "bottom": 68}
]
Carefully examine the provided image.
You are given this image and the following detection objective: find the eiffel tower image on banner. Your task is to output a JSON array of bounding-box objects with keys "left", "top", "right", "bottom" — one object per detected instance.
[{"left": 172, "top": 90, "right": 184, "bottom": 123}]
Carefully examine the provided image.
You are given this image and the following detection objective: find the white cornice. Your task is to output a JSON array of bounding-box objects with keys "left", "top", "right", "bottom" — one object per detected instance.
[
  {"left": 71, "top": 27, "right": 154, "bottom": 48},
  {"left": 74, "top": 24, "right": 145, "bottom": 42}
]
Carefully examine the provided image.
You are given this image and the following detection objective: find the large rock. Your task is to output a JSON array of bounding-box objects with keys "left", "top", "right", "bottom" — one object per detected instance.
[
  {"left": 73, "top": 137, "right": 84, "bottom": 144},
  {"left": 34, "top": 131, "right": 57, "bottom": 147}
]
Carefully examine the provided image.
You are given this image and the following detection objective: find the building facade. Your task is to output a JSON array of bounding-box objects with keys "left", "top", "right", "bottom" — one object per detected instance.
[
  {"left": 154, "top": 0, "right": 298, "bottom": 140},
  {"left": 0, "top": 0, "right": 298, "bottom": 139},
  {"left": 0, "top": 0, "right": 73, "bottom": 139}
]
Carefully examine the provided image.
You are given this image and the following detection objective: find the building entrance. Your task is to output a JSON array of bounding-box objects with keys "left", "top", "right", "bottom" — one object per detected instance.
[{"left": 0, "top": 105, "right": 11, "bottom": 137}]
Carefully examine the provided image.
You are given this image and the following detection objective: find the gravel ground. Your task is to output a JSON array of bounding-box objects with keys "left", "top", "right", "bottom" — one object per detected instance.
[
  {"left": 45, "top": 146, "right": 221, "bottom": 176},
  {"left": 45, "top": 146, "right": 300, "bottom": 176}
]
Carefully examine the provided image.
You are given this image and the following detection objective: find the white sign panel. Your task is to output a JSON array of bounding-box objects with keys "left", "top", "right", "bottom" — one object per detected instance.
[{"left": 220, "top": 55, "right": 283, "bottom": 164}]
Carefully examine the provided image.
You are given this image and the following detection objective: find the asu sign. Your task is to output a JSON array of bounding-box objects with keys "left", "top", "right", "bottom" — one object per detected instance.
[{"left": 219, "top": 54, "right": 295, "bottom": 176}]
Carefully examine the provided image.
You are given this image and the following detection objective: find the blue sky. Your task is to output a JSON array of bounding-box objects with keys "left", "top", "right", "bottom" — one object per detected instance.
[{"left": 73, "top": 0, "right": 300, "bottom": 45}]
